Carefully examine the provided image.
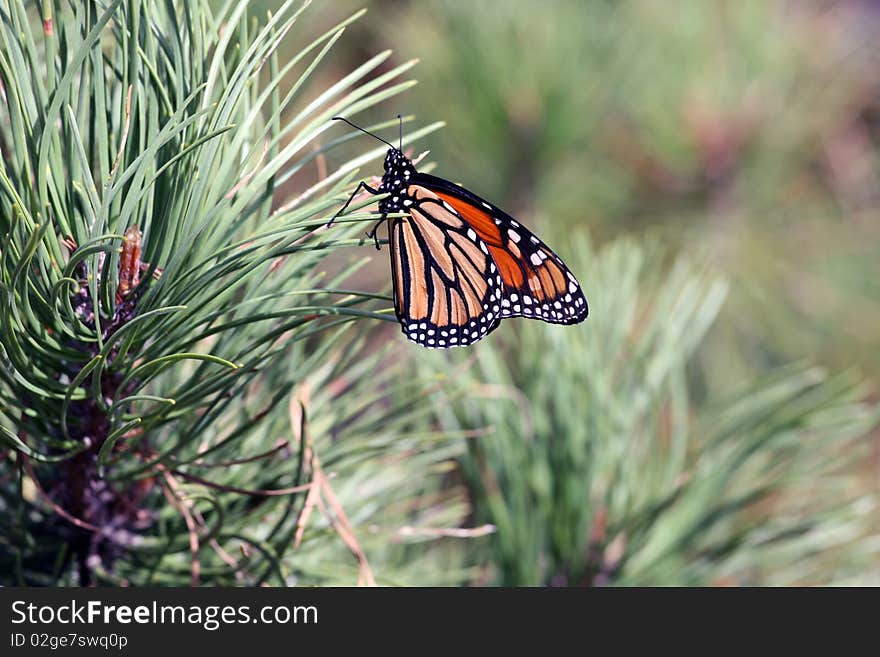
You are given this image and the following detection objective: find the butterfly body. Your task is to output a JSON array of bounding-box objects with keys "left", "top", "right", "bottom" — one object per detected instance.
[
  {"left": 331, "top": 119, "right": 588, "bottom": 349},
  {"left": 376, "top": 147, "right": 417, "bottom": 215}
]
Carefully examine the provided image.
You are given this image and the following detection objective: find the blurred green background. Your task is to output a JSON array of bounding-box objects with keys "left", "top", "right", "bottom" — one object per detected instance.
[{"left": 258, "top": 0, "right": 880, "bottom": 584}]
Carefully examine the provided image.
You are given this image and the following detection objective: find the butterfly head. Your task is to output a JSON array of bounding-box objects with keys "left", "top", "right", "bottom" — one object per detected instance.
[{"left": 383, "top": 148, "right": 414, "bottom": 176}]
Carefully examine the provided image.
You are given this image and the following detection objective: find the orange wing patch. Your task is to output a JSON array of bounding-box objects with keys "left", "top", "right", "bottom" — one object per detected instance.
[
  {"left": 417, "top": 185, "right": 587, "bottom": 324},
  {"left": 388, "top": 206, "right": 503, "bottom": 348},
  {"left": 430, "top": 191, "right": 531, "bottom": 289},
  {"left": 388, "top": 179, "right": 586, "bottom": 345},
  {"left": 399, "top": 220, "right": 428, "bottom": 320},
  {"left": 409, "top": 184, "right": 524, "bottom": 289},
  {"left": 434, "top": 191, "right": 502, "bottom": 245}
]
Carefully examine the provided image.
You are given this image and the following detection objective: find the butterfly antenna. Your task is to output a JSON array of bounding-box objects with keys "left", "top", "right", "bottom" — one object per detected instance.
[
  {"left": 332, "top": 116, "right": 396, "bottom": 150},
  {"left": 398, "top": 114, "right": 403, "bottom": 151}
]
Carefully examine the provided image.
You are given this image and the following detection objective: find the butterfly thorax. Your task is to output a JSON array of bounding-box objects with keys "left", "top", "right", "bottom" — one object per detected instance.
[{"left": 378, "top": 148, "right": 416, "bottom": 215}]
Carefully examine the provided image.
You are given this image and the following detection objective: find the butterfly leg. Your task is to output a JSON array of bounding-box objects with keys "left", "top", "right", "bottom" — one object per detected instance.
[
  {"left": 365, "top": 215, "right": 387, "bottom": 250},
  {"left": 326, "top": 181, "right": 380, "bottom": 227}
]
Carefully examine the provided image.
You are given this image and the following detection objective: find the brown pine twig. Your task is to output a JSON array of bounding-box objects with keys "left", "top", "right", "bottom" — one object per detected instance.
[{"left": 158, "top": 466, "right": 201, "bottom": 586}]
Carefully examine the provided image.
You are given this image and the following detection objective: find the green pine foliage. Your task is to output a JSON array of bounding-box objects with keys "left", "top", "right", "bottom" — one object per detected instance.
[{"left": 0, "top": 0, "right": 465, "bottom": 586}]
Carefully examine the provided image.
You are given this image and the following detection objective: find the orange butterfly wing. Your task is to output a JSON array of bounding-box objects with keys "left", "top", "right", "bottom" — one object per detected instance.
[
  {"left": 412, "top": 176, "right": 588, "bottom": 325},
  {"left": 388, "top": 187, "right": 504, "bottom": 348}
]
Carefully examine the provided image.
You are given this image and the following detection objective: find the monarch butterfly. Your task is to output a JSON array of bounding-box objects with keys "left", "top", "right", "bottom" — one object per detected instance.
[{"left": 328, "top": 116, "right": 588, "bottom": 348}]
